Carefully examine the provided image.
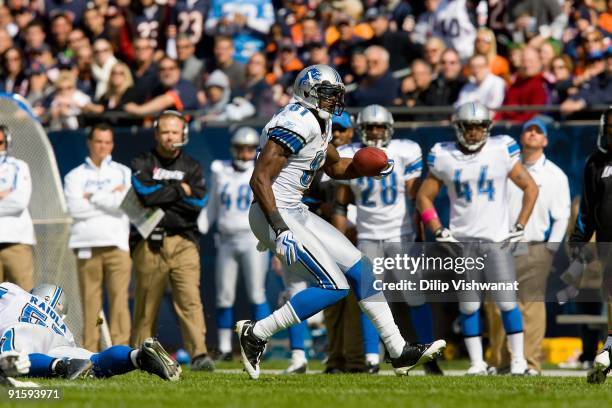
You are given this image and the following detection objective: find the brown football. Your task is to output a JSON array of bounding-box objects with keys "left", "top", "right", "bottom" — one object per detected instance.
[{"left": 352, "top": 147, "right": 388, "bottom": 177}]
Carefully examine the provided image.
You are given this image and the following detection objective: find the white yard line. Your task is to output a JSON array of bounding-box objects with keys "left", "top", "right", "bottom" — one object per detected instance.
[{"left": 217, "top": 368, "right": 590, "bottom": 377}]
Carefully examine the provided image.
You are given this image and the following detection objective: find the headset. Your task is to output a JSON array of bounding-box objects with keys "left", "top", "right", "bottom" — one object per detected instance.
[
  {"left": 153, "top": 110, "right": 189, "bottom": 147},
  {"left": 0, "top": 124, "right": 12, "bottom": 154}
]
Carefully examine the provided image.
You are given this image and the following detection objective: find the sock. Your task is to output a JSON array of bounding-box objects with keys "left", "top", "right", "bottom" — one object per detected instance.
[
  {"left": 218, "top": 328, "right": 233, "bottom": 354},
  {"left": 129, "top": 350, "right": 139, "bottom": 367},
  {"left": 358, "top": 292, "right": 405, "bottom": 359},
  {"left": 507, "top": 332, "right": 525, "bottom": 361},
  {"left": 252, "top": 302, "right": 272, "bottom": 321},
  {"left": 253, "top": 302, "right": 301, "bottom": 340},
  {"left": 410, "top": 304, "right": 434, "bottom": 343},
  {"left": 501, "top": 307, "right": 524, "bottom": 334},
  {"left": 90, "top": 345, "right": 136, "bottom": 378},
  {"left": 459, "top": 311, "right": 481, "bottom": 337},
  {"left": 27, "top": 353, "right": 56, "bottom": 377},
  {"left": 216, "top": 307, "right": 234, "bottom": 329},
  {"left": 464, "top": 336, "right": 484, "bottom": 365},
  {"left": 288, "top": 321, "right": 307, "bottom": 350},
  {"left": 360, "top": 311, "right": 380, "bottom": 355},
  {"left": 603, "top": 335, "right": 612, "bottom": 350},
  {"left": 290, "top": 349, "right": 306, "bottom": 363},
  {"left": 365, "top": 353, "right": 380, "bottom": 365}
]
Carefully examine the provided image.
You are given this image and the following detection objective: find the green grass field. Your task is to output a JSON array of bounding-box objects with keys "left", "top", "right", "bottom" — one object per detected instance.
[{"left": 2, "top": 361, "right": 610, "bottom": 408}]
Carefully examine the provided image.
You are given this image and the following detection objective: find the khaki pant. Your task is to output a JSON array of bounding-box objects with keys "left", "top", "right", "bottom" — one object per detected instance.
[
  {"left": 76, "top": 246, "right": 131, "bottom": 352},
  {"left": 486, "top": 244, "right": 553, "bottom": 372},
  {"left": 131, "top": 235, "right": 207, "bottom": 358},
  {"left": 323, "top": 290, "right": 365, "bottom": 371},
  {"left": 0, "top": 244, "right": 34, "bottom": 291}
]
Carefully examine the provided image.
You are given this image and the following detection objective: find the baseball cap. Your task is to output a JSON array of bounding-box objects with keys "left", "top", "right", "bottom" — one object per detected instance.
[
  {"left": 522, "top": 118, "right": 548, "bottom": 137},
  {"left": 332, "top": 112, "right": 352, "bottom": 129}
]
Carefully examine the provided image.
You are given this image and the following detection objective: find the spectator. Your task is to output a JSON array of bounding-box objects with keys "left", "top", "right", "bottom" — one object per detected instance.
[
  {"left": 131, "top": 110, "right": 214, "bottom": 371},
  {"left": 424, "top": 36, "right": 446, "bottom": 78},
  {"left": 366, "top": 8, "right": 422, "bottom": 72},
  {"left": 125, "top": 56, "right": 200, "bottom": 117},
  {"left": 343, "top": 47, "right": 368, "bottom": 85},
  {"left": 92, "top": 39, "right": 118, "bottom": 101},
  {"left": 306, "top": 42, "right": 330, "bottom": 66},
  {"left": 550, "top": 55, "right": 574, "bottom": 104},
  {"left": 329, "top": 15, "right": 365, "bottom": 77},
  {"left": 67, "top": 28, "right": 90, "bottom": 55},
  {"left": 539, "top": 40, "right": 559, "bottom": 83},
  {"left": 561, "top": 48, "right": 612, "bottom": 117},
  {"left": 75, "top": 44, "right": 96, "bottom": 98},
  {"left": 23, "top": 20, "right": 48, "bottom": 59},
  {"left": 131, "top": 0, "right": 170, "bottom": 53},
  {"left": 49, "top": 13, "right": 73, "bottom": 60},
  {"left": 508, "top": 43, "right": 524, "bottom": 77},
  {"left": 271, "top": 39, "right": 304, "bottom": 91},
  {"left": 0, "top": 6, "right": 16, "bottom": 39},
  {"left": 430, "top": 0, "right": 477, "bottom": 61},
  {"left": 200, "top": 70, "right": 255, "bottom": 122},
  {"left": 403, "top": 59, "right": 433, "bottom": 111},
  {"left": 63, "top": 123, "right": 132, "bottom": 352},
  {"left": 508, "top": 0, "right": 567, "bottom": 42},
  {"left": 296, "top": 16, "right": 324, "bottom": 59},
  {"left": 131, "top": 37, "right": 158, "bottom": 102},
  {"left": 0, "top": 28, "right": 13, "bottom": 56},
  {"left": 49, "top": 71, "right": 92, "bottom": 130},
  {"left": 25, "top": 62, "right": 54, "bottom": 117},
  {"left": 496, "top": 47, "right": 549, "bottom": 121},
  {"left": 456, "top": 54, "right": 506, "bottom": 109},
  {"left": 600, "top": 0, "right": 612, "bottom": 34},
  {"left": 83, "top": 7, "right": 107, "bottom": 43},
  {"left": 474, "top": 27, "right": 510, "bottom": 80},
  {"left": 43, "top": 0, "right": 88, "bottom": 25},
  {"left": 210, "top": 35, "right": 246, "bottom": 94},
  {"left": 240, "top": 52, "right": 277, "bottom": 119},
  {"left": 0, "top": 47, "right": 28, "bottom": 96},
  {"left": 345, "top": 45, "right": 401, "bottom": 107},
  {"left": 0, "top": 124, "right": 35, "bottom": 291},
  {"left": 176, "top": 35, "right": 204, "bottom": 89}
]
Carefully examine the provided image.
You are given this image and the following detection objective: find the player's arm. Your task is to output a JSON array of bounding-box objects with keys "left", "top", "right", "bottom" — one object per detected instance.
[
  {"left": 415, "top": 173, "right": 443, "bottom": 234},
  {"left": 250, "top": 140, "right": 291, "bottom": 234},
  {"left": 406, "top": 178, "right": 425, "bottom": 241},
  {"left": 508, "top": 161, "right": 539, "bottom": 227},
  {"left": 0, "top": 161, "right": 31, "bottom": 216},
  {"left": 323, "top": 143, "right": 361, "bottom": 180},
  {"left": 131, "top": 155, "right": 186, "bottom": 207},
  {"left": 331, "top": 184, "right": 352, "bottom": 235},
  {"left": 124, "top": 92, "right": 176, "bottom": 116}
]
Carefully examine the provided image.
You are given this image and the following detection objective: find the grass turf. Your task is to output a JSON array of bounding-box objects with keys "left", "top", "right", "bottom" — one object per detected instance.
[{"left": 1, "top": 362, "right": 610, "bottom": 408}]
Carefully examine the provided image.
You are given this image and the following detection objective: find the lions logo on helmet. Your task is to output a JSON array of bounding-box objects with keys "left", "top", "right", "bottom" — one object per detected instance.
[
  {"left": 293, "top": 64, "right": 345, "bottom": 120},
  {"left": 31, "top": 284, "right": 68, "bottom": 317},
  {"left": 357, "top": 104, "right": 394, "bottom": 148},
  {"left": 231, "top": 127, "right": 260, "bottom": 171},
  {"left": 453, "top": 102, "right": 492, "bottom": 152}
]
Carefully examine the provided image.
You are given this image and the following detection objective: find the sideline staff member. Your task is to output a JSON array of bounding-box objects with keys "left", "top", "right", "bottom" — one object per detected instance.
[{"left": 130, "top": 110, "right": 214, "bottom": 371}]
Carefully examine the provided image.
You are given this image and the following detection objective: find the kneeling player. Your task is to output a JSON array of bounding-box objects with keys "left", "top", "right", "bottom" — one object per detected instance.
[{"left": 0, "top": 282, "right": 180, "bottom": 381}]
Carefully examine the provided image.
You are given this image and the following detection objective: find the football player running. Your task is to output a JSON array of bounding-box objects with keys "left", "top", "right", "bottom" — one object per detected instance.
[
  {"left": 235, "top": 64, "right": 446, "bottom": 380},
  {"left": 198, "top": 127, "right": 271, "bottom": 361},
  {"left": 333, "top": 104, "right": 442, "bottom": 374},
  {"left": 0, "top": 282, "right": 180, "bottom": 381},
  {"left": 416, "top": 102, "right": 539, "bottom": 375}
]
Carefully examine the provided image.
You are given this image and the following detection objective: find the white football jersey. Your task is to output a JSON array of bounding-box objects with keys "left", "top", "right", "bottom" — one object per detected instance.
[
  {"left": 260, "top": 100, "right": 331, "bottom": 208},
  {"left": 433, "top": 0, "right": 476, "bottom": 60},
  {"left": 201, "top": 160, "right": 255, "bottom": 235},
  {"left": 0, "top": 282, "right": 75, "bottom": 345},
  {"left": 427, "top": 135, "right": 520, "bottom": 242},
  {"left": 338, "top": 139, "right": 422, "bottom": 241}
]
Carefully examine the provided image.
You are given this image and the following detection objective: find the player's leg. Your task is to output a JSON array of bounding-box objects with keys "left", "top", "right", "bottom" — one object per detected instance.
[
  {"left": 240, "top": 237, "right": 271, "bottom": 321},
  {"left": 306, "top": 211, "right": 446, "bottom": 375},
  {"left": 587, "top": 260, "right": 612, "bottom": 384},
  {"left": 102, "top": 247, "right": 132, "bottom": 347},
  {"left": 280, "top": 273, "right": 309, "bottom": 374},
  {"left": 215, "top": 239, "right": 239, "bottom": 359},
  {"left": 131, "top": 241, "right": 170, "bottom": 348}
]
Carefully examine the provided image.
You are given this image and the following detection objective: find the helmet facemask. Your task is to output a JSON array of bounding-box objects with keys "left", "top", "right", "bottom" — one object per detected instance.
[
  {"left": 454, "top": 120, "right": 492, "bottom": 152},
  {"left": 360, "top": 123, "right": 393, "bottom": 148},
  {"left": 313, "top": 82, "right": 345, "bottom": 117},
  {"left": 231, "top": 144, "right": 257, "bottom": 171}
]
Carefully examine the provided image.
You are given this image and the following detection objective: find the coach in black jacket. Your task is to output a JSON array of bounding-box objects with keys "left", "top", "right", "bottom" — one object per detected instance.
[{"left": 130, "top": 110, "right": 214, "bottom": 372}]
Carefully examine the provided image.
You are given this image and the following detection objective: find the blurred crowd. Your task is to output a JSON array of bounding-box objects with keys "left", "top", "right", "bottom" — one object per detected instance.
[{"left": 1, "top": 0, "right": 612, "bottom": 129}]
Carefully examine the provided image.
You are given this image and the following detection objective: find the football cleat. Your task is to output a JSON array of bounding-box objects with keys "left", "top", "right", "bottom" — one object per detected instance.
[
  {"left": 466, "top": 361, "right": 489, "bottom": 376},
  {"left": 54, "top": 358, "right": 93, "bottom": 380},
  {"left": 236, "top": 320, "right": 267, "bottom": 379},
  {"left": 323, "top": 367, "right": 344, "bottom": 374},
  {"left": 365, "top": 362, "right": 380, "bottom": 375},
  {"left": 423, "top": 360, "right": 444, "bottom": 375},
  {"left": 391, "top": 340, "right": 446, "bottom": 376},
  {"left": 587, "top": 346, "right": 611, "bottom": 384},
  {"left": 137, "top": 338, "right": 181, "bottom": 381},
  {"left": 191, "top": 354, "right": 215, "bottom": 372},
  {"left": 510, "top": 357, "right": 529, "bottom": 376},
  {"left": 282, "top": 360, "right": 307, "bottom": 375},
  {"left": 214, "top": 352, "right": 233, "bottom": 362}
]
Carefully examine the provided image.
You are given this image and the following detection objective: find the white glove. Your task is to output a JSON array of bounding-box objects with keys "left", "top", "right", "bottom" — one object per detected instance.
[
  {"left": 506, "top": 223, "right": 525, "bottom": 243},
  {"left": 435, "top": 227, "right": 461, "bottom": 258},
  {"left": 435, "top": 228, "right": 459, "bottom": 243},
  {"left": 0, "top": 351, "right": 31, "bottom": 377},
  {"left": 373, "top": 159, "right": 395, "bottom": 180},
  {"left": 275, "top": 230, "right": 302, "bottom": 265}
]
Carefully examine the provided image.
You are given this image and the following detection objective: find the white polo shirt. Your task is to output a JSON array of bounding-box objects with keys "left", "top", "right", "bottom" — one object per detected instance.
[
  {"left": 64, "top": 155, "right": 131, "bottom": 251},
  {"left": 0, "top": 154, "right": 35, "bottom": 245},
  {"left": 508, "top": 154, "right": 570, "bottom": 244}
]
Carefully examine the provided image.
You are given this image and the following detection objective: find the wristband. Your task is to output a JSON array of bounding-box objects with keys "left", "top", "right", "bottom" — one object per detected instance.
[
  {"left": 267, "top": 210, "right": 289, "bottom": 236},
  {"left": 421, "top": 208, "right": 439, "bottom": 224}
]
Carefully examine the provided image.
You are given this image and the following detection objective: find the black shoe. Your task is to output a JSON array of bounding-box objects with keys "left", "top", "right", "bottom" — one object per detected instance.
[
  {"left": 423, "top": 360, "right": 444, "bottom": 375},
  {"left": 365, "top": 362, "right": 380, "bottom": 374},
  {"left": 391, "top": 340, "right": 446, "bottom": 376},
  {"left": 213, "top": 352, "right": 233, "bottom": 362},
  {"left": 54, "top": 358, "right": 93, "bottom": 379},
  {"left": 323, "top": 367, "right": 344, "bottom": 374},
  {"left": 191, "top": 354, "right": 215, "bottom": 372},
  {"left": 137, "top": 338, "right": 182, "bottom": 381},
  {"left": 235, "top": 320, "right": 267, "bottom": 379}
]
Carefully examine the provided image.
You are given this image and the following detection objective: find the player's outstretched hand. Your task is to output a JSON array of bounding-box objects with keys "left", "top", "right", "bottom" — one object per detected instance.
[
  {"left": 506, "top": 223, "right": 525, "bottom": 243},
  {"left": 373, "top": 159, "right": 395, "bottom": 180},
  {"left": 435, "top": 228, "right": 462, "bottom": 258},
  {"left": 0, "top": 351, "right": 30, "bottom": 377},
  {"left": 275, "top": 230, "right": 302, "bottom": 265}
]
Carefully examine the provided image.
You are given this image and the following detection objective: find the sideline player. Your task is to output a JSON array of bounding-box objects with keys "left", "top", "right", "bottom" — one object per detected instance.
[
  {"left": 235, "top": 64, "right": 446, "bottom": 380},
  {"left": 0, "top": 282, "right": 181, "bottom": 381},
  {"left": 334, "top": 104, "right": 442, "bottom": 374},
  {"left": 198, "top": 127, "right": 271, "bottom": 360},
  {"left": 416, "top": 101, "right": 539, "bottom": 375}
]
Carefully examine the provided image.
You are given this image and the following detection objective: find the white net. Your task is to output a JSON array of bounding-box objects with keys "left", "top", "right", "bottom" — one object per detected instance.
[{"left": 0, "top": 93, "right": 82, "bottom": 343}]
